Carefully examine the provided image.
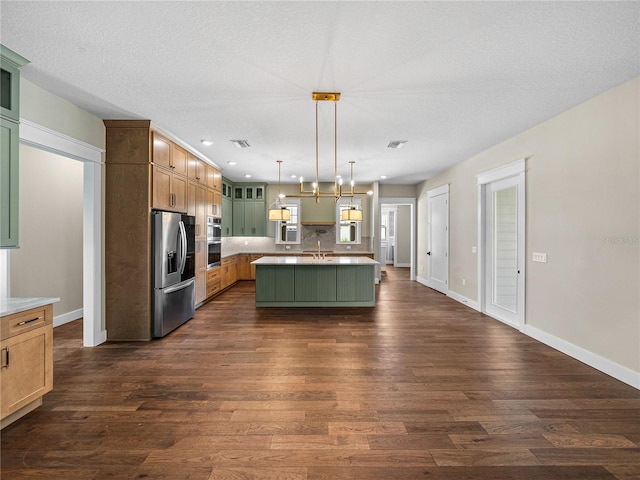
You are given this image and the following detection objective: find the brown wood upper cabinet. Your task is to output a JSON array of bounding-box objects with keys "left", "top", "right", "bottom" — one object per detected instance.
[
  {"left": 171, "top": 144, "right": 188, "bottom": 176},
  {"left": 152, "top": 166, "right": 187, "bottom": 213},
  {"left": 206, "top": 164, "right": 222, "bottom": 191},
  {"left": 187, "top": 154, "right": 206, "bottom": 183},
  {"left": 152, "top": 132, "right": 187, "bottom": 175}
]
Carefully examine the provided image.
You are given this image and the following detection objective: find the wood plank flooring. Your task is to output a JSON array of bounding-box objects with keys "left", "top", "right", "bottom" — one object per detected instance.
[{"left": 1, "top": 267, "right": 639, "bottom": 479}]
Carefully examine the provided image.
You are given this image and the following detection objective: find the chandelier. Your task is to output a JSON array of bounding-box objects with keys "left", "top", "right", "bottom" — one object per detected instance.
[{"left": 297, "top": 92, "right": 370, "bottom": 205}]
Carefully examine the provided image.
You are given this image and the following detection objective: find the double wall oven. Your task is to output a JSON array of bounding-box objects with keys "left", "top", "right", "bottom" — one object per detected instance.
[{"left": 207, "top": 216, "right": 221, "bottom": 268}]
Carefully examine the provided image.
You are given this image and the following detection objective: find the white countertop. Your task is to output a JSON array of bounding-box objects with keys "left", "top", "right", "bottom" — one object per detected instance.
[
  {"left": 0, "top": 297, "right": 60, "bottom": 317},
  {"left": 252, "top": 256, "right": 379, "bottom": 266}
]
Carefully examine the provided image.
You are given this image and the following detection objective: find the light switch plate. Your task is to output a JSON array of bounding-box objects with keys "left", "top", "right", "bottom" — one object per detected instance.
[{"left": 532, "top": 252, "right": 547, "bottom": 263}]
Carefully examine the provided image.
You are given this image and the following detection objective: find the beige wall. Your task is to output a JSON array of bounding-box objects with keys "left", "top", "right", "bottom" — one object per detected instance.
[
  {"left": 20, "top": 78, "right": 106, "bottom": 149},
  {"left": 380, "top": 184, "right": 417, "bottom": 198},
  {"left": 11, "top": 145, "right": 84, "bottom": 317},
  {"left": 417, "top": 77, "right": 640, "bottom": 374},
  {"left": 396, "top": 205, "right": 412, "bottom": 265}
]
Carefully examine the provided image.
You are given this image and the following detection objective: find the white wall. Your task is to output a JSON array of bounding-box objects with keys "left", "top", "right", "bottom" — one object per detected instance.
[
  {"left": 10, "top": 145, "right": 84, "bottom": 320},
  {"left": 417, "top": 77, "right": 640, "bottom": 381}
]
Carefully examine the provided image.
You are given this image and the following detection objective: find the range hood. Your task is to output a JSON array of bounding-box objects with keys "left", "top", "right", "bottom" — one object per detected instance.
[{"left": 300, "top": 197, "right": 336, "bottom": 225}]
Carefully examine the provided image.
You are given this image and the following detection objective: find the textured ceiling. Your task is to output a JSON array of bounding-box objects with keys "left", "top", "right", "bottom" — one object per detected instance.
[{"left": 1, "top": 1, "right": 638, "bottom": 185}]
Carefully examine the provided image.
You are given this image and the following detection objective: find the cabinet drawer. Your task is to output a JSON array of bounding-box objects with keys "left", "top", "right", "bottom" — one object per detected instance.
[
  {"left": 207, "top": 268, "right": 221, "bottom": 282},
  {"left": 1, "top": 306, "right": 52, "bottom": 341},
  {"left": 222, "top": 256, "right": 237, "bottom": 266},
  {"left": 207, "top": 267, "right": 221, "bottom": 297}
]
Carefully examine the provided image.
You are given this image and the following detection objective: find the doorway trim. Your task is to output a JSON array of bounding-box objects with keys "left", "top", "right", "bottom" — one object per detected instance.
[
  {"left": 477, "top": 158, "right": 526, "bottom": 331},
  {"left": 19, "top": 119, "right": 106, "bottom": 346}
]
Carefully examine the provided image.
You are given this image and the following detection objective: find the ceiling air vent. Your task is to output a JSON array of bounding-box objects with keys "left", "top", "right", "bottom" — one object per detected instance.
[
  {"left": 230, "top": 139, "right": 251, "bottom": 148},
  {"left": 387, "top": 140, "right": 408, "bottom": 149}
]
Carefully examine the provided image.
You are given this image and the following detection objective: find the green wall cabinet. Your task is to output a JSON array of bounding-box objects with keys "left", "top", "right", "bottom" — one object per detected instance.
[
  {"left": 221, "top": 178, "right": 233, "bottom": 237},
  {"left": 231, "top": 182, "right": 266, "bottom": 236},
  {"left": 0, "top": 45, "right": 29, "bottom": 249}
]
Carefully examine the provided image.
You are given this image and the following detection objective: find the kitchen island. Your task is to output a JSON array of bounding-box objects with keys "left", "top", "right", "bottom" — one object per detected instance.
[{"left": 252, "top": 256, "right": 379, "bottom": 307}]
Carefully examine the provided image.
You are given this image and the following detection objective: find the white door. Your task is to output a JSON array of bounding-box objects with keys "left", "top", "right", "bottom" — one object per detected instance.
[
  {"left": 479, "top": 160, "right": 525, "bottom": 330},
  {"left": 428, "top": 186, "right": 449, "bottom": 293}
]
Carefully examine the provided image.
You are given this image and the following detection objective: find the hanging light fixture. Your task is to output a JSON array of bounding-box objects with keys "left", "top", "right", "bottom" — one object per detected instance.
[
  {"left": 340, "top": 161, "right": 363, "bottom": 222},
  {"left": 295, "top": 92, "right": 369, "bottom": 203},
  {"left": 268, "top": 160, "right": 291, "bottom": 221}
]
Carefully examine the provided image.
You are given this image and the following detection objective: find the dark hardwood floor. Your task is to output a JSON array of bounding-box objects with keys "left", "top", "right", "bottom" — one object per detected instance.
[{"left": 2, "top": 266, "right": 639, "bottom": 479}]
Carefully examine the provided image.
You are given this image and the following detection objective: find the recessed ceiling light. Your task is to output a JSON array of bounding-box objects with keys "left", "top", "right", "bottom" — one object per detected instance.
[
  {"left": 227, "top": 161, "right": 237, "bottom": 166},
  {"left": 200, "top": 139, "right": 213, "bottom": 146},
  {"left": 244, "top": 174, "right": 252, "bottom": 178},
  {"left": 230, "top": 139, "right": 251, "bottom": 148},
  {"left": 387, "top": 140, "right": 407, "bottom": 149},
  {"left": 380, "top": 175, "right": 387, "bottom": 179},
  {"left": 290, "top": 174, "right": 297, "bottom": 179}
]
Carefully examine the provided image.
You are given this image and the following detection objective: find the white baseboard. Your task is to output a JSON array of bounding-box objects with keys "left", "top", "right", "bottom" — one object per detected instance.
[
  {"left": 415, "top": 276, "right": 481, "bottom": 312},
  {"left": 54, "top": 308, "right": 83, "bottom": 327},
  {"left": 394, "top": 262, "right": 411, "bottom": 268},
  {"left": 447, "top": 290, "right": 481, "bottom": 311},
  {"left": 524, "top": 325, "right": 639, "bottom": 390}
]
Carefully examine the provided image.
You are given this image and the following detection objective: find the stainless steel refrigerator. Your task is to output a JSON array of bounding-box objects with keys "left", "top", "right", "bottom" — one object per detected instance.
[{"left": 151, "top": 210, "right": 196, "bottom": 338}]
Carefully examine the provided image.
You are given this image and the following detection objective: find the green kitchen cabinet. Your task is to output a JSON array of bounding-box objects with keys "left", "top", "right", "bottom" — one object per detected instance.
[
  {"left": 222, "top": 177, "right": 233, "bottom": 237},
  {"left": 294, "top": 265, "right": 337, "bottom": 302},
  {"left": 336, "top": 265, "right": 375, "bottom": 302},
  {"left": 231, "top": 182, "right": 266, "bottom": 236},
  {"left": 253, "top": 261, "right": 376, "bottom": 307},
  {"left": 255, "top": 265, "right": 295, "bottom": 303},
  {"left": 0, "top": 45, "right": 29, "bottom": 249}
]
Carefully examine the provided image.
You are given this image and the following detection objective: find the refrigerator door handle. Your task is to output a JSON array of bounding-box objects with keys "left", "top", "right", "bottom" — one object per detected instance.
[
  {"left": 164, "top": 278, "right": 195, "bottom": 295},
  {"left": 178, "top": 220, "right": 187, "bottom": 275}
]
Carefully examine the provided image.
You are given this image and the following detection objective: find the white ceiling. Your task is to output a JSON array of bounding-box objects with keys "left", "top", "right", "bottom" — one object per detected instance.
[{"left": 1, "top": 1, "right": 638, "bottom": 185}]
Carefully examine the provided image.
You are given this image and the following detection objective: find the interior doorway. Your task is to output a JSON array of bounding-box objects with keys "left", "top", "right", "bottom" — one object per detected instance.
[
  {"left": 18, "top": 120, "right": 106, "bottom": 346},
  {"left": 478, "top": 159, "right": 526, "bottom": 330},
  {"left": 378, "top": 198, "right": 415, "bottom": 279}
]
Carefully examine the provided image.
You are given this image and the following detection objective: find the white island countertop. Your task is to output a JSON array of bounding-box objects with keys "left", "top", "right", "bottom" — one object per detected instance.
[
  {"left": 252, "top": 256, "right": 379, "bottom": 266},
  {"left": 0, "top": 297, "right": 60, "bottom": 317}
]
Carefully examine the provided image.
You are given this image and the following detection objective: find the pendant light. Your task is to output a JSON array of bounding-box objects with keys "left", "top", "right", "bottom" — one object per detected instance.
[
  {"left": 340, "top": 161, "right": 363, "bottom": 222},
  {"left": 268, "top": 160, "right": 291, "bottom": 221}
]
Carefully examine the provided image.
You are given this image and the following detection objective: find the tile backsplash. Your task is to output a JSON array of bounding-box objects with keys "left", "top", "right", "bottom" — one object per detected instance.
[{"left": 222, "top": 224, "right": 372, "bottom": 255}]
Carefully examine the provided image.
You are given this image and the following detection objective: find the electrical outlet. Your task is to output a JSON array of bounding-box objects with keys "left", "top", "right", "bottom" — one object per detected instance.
[
  {"left": 532, "top": 252, "right": 547, "bottom": 263},
  {"left": 285, "top": 245, "right": 290, "bottom": 250},
  {"left": 472, "top": 246, "right": 477, "bottom": 254},
  {"left": 462, "top": 278, "right": 466, "bottom": 286},
  {"left": 244, "top": 241, "right": 248, "bottom": 246}
]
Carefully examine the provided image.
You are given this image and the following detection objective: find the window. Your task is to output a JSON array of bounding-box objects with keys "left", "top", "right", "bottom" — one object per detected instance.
[
  {"left": 336, "top": 199, "right": 362, "bottom": 244},
  {"left": 275, "top": 200, "right": 301, "bottom": 244}
]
